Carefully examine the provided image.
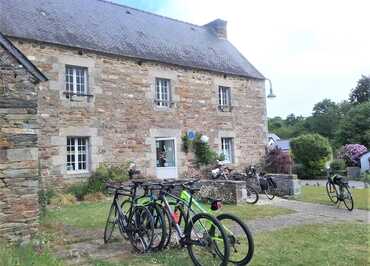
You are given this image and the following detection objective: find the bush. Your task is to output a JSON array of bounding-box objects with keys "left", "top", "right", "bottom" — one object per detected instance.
[
  {"left": 49, "top": 193, "right": 76, "bottom": 207},
  {"left": 66, "top": 163, "right": 131, "bottom": 200},
  {"left": 84, "top": 192, "right": 106, "bottom": 202},
  {"left": 265, "top": 147, "right": 293, "bottom": 174},
  {"left": 330, "top": 159, "right": 346, "bottom": 172},
  {"left": 337, "top": 144, "right": 368, "bottom": 167},
  {"left": 65, "top": 182, "right": 89, "bottom": 201},
  {"left": 290, "top": 134, "right": 332, "bottom": 178},
  {"left": 192, "top": 133, "right": 222, "bottom": 166},
  {"left": 360, "top": 171, "right": 370, "bottom": 184}
]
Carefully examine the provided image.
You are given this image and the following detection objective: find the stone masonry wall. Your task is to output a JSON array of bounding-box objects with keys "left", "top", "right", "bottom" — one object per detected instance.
[
  {"left": 0, "top": 45, "right": 40, "bottom": 242},
  {"left": 11, "top": 39, "right": 267, "bottom": 187}
]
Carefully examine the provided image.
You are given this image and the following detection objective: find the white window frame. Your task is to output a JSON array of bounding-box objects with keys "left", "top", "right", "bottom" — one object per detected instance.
[
  {"left": 66, "top": 137, "right": 89, "bottom": 173},
  {"left": 65, "top": 65, "right": 88, "bottom": 99},
  {"left": 155, "top": 78, "right": 171, "bottom": 107},
  {"left": 218, "top": 86, "right": 231, "bottom": 111},
  {"left": 221, "top": 137, "right": 234, "bottom": 163}
]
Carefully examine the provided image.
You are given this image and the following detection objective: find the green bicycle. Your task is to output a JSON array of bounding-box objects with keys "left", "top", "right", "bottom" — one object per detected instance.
[{"left": 168, "top": 179, "right": 254, "bottom": 266}]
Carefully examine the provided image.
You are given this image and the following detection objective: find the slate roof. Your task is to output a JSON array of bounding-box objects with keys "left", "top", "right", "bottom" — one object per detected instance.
[
  {"left": 0, "top": 0, "right": 264, "bottom": 79},
  {"left": 276, "top": 139, "right": 290, "bottom": 151},
  {"left": 0, "top": 32, "right": 47, "bottom": 82}
]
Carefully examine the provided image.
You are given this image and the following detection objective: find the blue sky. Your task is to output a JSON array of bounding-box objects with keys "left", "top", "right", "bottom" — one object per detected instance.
[{"left": 115, "top": 0, "right": 369, "bottom": 118}]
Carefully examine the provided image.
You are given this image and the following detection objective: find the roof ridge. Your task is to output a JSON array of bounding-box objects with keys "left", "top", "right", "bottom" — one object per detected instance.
[{"left": 96, "top": 0, "right": 205, "bottom": 29}]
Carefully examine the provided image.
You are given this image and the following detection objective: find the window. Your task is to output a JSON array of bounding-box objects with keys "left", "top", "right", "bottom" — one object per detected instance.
[
  {"left": 221, "top": 137, "right": 234, "bottom": 163},
  {"left": 65, "top": 65, "right": 88, "bottom": 99},
  {"left": 66, "top": 137, "right": 89, "bottom": 173},
  {"left": 218, "top": 86, "right": 231, "bottom": 111},
  {"left": 155, "top": 78, "right": 171, "bottom": 107}
]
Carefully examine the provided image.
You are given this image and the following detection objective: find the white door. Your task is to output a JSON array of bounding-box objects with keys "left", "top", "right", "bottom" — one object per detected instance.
[{"left": 156, "top": 138, "right": 177, "bottom": 179}]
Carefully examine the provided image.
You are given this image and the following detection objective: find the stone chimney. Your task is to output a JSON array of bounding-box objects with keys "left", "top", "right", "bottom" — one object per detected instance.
[{"left": 204, "top": 19, "right": 227, "bottom": 39}]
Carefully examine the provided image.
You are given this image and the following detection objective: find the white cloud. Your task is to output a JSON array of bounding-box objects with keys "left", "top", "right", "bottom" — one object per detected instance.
[{"left": 156, "top": 0, "right": 370, "bottom": 117}]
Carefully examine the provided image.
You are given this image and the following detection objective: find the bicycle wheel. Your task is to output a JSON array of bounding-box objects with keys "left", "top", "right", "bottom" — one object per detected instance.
[
  {"left": 128, "top": 206, "right": 155, "bottom": 253},
  {"left": 147, "top": 202, "right": 167, "bottom": 251},
  {"left": 326, "top": 181, "right": 338, "bottom": 203},
  {"left": 216, "top": 213, "right": 254, "bottom": 265},
  {"left": 119, "top": 199, "right": 131, "bottom": 239},
  {"left": 104, "top": 203, "right": 118, "bottom": 243},
  {"left": 245, "top": 185, "right": 259, "bottom": 204},
  {"left": 161, "top": 204, "right": 173, "bottom": 249},
  {"left": 342, "top": 185, "right": 354, "bottom": 211},
  {"left": 264, "top": 185, "right": 275, "bottom": 200},
  {"left": 162, "top": 202, "right": 187, "bottom": 249},
  {"left": 186, "top": 212, "right": 230, "bottom": 266}
]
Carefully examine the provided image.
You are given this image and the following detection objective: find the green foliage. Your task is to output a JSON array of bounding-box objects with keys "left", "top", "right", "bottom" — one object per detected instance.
[
  {"left": 66, "top": 163, "right": 131, "bottom": 200},
  {"left": 349, "top": 75, "right": 370, "bottom": 104},
  {"left": 309, "top": 99, "right": 341, "bottom": 141},
  {"left": 268, "top": 115, "right": 307, "bottom": 139},
  {"left": 181, "top": 134, "right": 190, "bottom": 153},
  {"left": 38, "top": 188, "right": 56, "bottom": 207},
  {"left": 181, "top": 132, "right": 223, "bottom": 166},
  {"left": 329, "top": 159, "right": 346, "bottom": 172},
  {"left": 360, "top": 171, "right": 370, "bottom": 184},
  {"left": 290, "top": 134, "right": 332, "bottom": 178},
  {"left": 192, "top": 133, "right": 220, "bottom": 166},
  {"left": 337, "top": 102, "right": 370, "bottom": 148},
  {"left": 65, "top": 182, "right": 89, "bottom": 201}
]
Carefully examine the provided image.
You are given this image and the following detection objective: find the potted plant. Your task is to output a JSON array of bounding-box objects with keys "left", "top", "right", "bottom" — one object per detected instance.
[{"left": 338, "top": 144, "right": 368, "bottom": 179}]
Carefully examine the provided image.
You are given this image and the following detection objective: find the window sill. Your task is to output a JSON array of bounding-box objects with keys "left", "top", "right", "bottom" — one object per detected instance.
[
  {"left": 65, "top": 171, "right": 90, "bottom": 179},
  {"left": 63, "top": 92, "right": 94, "bottom": 103},
  {"left": 153, "top": 101, "right": 176, "bottom": 111}
]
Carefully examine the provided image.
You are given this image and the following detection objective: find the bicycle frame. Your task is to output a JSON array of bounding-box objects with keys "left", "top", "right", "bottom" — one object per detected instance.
[{"left": 179, "top": 190, "right": 234, "bottom": 236}]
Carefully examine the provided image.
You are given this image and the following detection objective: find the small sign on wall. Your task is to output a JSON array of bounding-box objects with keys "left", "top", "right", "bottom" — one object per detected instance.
[{"left": 187, "top": 130, "right": 196, "bottom": 141}]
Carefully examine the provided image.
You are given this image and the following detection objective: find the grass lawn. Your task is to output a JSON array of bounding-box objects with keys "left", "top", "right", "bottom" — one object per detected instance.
[
  {"left": 295, "top": 186, "right": 370, "bottom": 210},
  {"left": 42, "top": 199, "right": 294, "bottom": 230},
  {"left": 0, "top": 243, "right": 64, "bottom": 266},
  {"left": 3, "top": 223, "right": 367, "bottom": 266},
  {"left": 92, "top": 223, "right": 369, "bottom": 266}
]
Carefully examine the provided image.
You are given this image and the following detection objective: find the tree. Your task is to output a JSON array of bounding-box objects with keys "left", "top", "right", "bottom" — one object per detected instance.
[
  {"left": 309, "top": 99, "right": 341, "bottom": 142},
  {"left": 290, "top": 134, "right": 332, "bottom": 178},
  {"left": 337, "top": 102, "right": 370, "bottom": 148},
  {"left": 312, "top": 99, "right": 337, "bottom": 116},
  {"left": 349, "top": 75, "right": 370, "bottom": 104}
]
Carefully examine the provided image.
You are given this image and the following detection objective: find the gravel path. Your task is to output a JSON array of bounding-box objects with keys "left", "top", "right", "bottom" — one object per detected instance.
[{"left": 247, "top": 197, "right": 369, "bottom": 233}]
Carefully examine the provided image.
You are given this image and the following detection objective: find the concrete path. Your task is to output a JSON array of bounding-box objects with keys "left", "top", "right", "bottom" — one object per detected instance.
[{"left": 247, "top": 197, "right": 369, "bottom": 233}]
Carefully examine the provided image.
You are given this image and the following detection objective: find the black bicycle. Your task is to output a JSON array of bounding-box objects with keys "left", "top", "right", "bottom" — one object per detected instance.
[
  {"left": 245, "top": 166, "right": 278, "bottom": 200},
  {"left": 326, "top": 169, "right": 354, "bottom": 211},
  {"left": 149, "top": 179, "right": 231, "bottom": 266},
  {"left": 104, "top": 183, "right": 156, "bottom": 253}
]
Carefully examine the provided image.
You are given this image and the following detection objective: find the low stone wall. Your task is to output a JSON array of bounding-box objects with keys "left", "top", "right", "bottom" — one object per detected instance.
[
  {"left": 198, "top": 174, "right": 300, "bottom": 204},
  {"left": 198, "top": 180, "right": 247, "bottom": 204},
  {"left": 245, "top": 174, "right": 301, "bottom": 196}
]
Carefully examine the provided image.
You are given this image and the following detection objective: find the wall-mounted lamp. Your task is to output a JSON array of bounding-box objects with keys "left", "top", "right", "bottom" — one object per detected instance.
[{"left": 266, "top": 78, "right": 276, "bottom": 99}]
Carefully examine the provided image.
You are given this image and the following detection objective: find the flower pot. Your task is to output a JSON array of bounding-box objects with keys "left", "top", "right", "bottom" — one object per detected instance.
[{"left": 347, "top": 166, "right": 361, "bottom": 179}]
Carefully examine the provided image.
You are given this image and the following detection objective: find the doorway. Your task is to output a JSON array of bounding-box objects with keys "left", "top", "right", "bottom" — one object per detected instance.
[{"left": 155, "top": 138, "right": 177, "bottom": 179}]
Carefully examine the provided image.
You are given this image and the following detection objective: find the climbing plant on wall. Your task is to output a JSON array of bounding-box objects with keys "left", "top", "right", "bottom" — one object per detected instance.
[{"left": 182, "top": 132, "right": 224, "bottom": 166}]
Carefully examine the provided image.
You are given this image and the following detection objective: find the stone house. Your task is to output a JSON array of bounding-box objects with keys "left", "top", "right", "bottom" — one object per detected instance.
[
  {"left": 0, "top": 0, "right": 267, "bottom": 187},
  {"left": 0, "top": 32, "right": 47, "bottom": 241}
]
